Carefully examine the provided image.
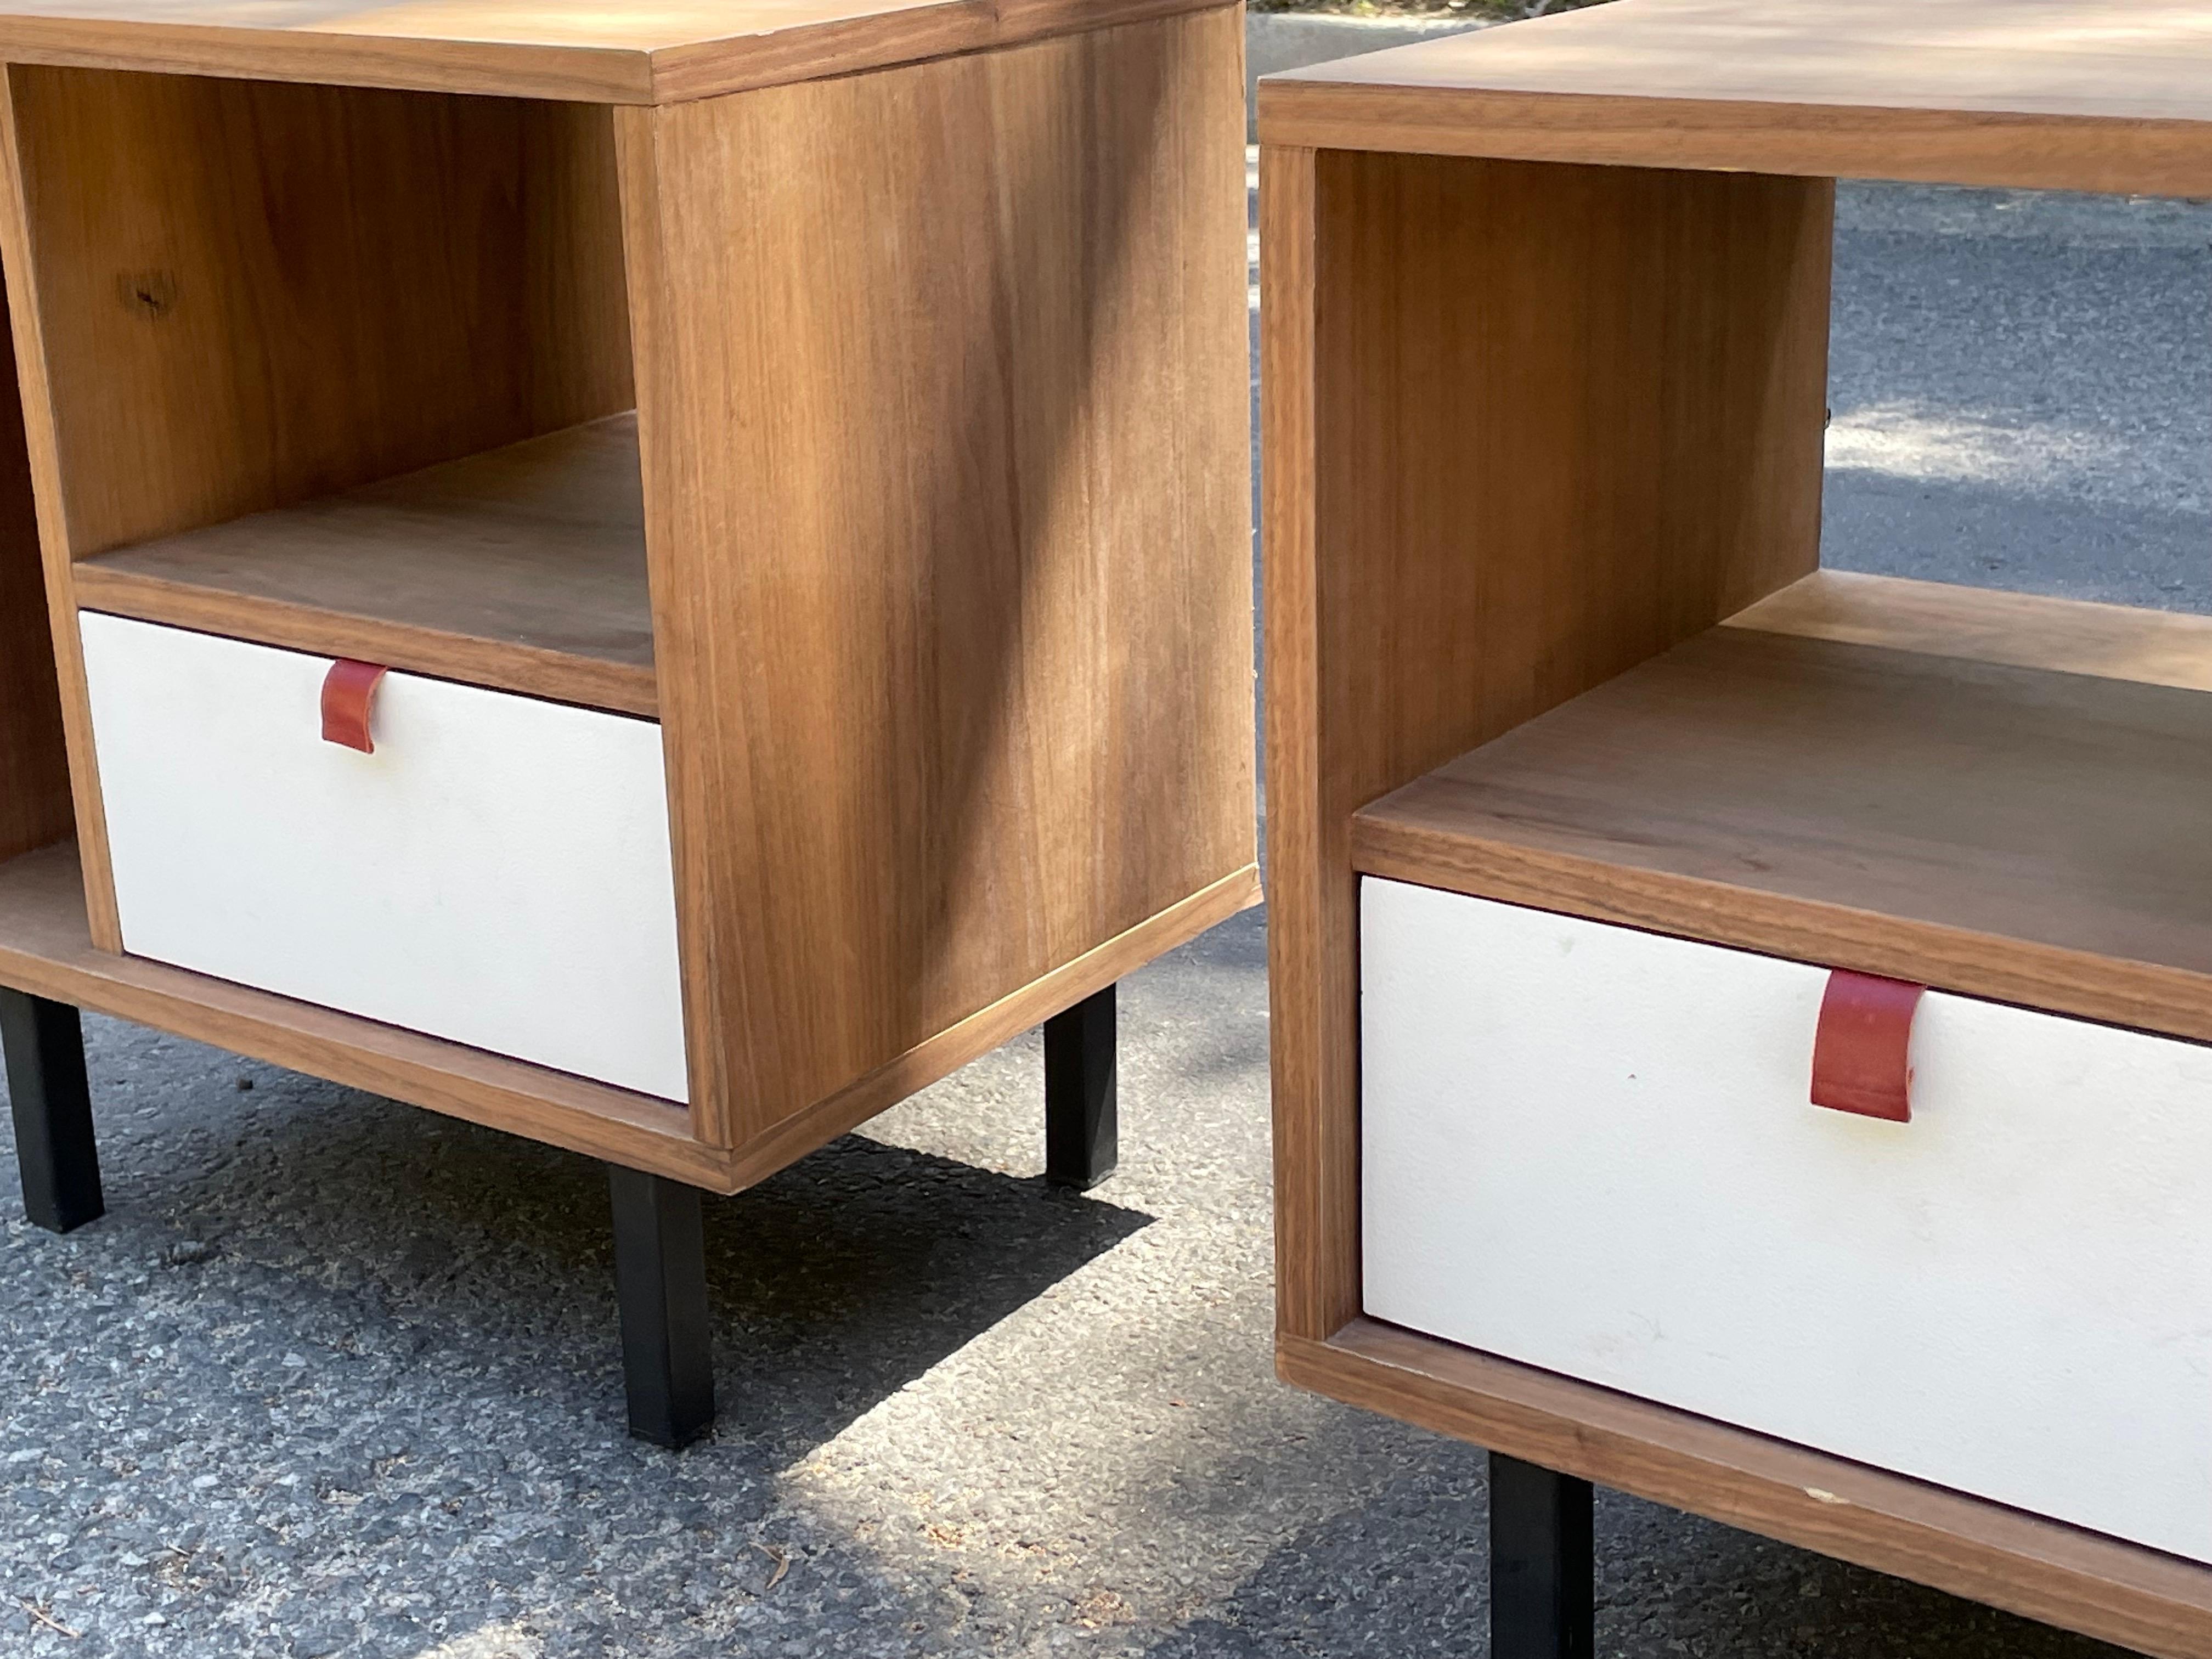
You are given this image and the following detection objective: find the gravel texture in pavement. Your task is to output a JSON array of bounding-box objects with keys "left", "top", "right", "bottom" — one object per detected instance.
[{"left": 1, "top": 177, "right": 2200, "bottom": 1658}]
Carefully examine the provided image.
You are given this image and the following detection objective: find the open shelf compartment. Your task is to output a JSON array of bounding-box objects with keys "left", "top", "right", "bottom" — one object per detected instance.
[
  {"left": 8, "top": 64, "right": 644, "bottom": 714},
  {"left": 1355, "top": 569, "right": 2212, "bottom": 1045}
]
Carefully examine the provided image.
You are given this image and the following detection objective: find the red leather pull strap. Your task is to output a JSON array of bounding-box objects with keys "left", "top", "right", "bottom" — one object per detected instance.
[
  {"left": 321, "top": 659, "right": 387, "bottom": 754},
  {"left": 1811, "top": 969, "right": 1925, "bottom": 1122}
]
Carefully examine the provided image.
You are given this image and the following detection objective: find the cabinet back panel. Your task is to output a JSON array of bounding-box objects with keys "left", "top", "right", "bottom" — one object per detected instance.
[{"left": 7, "top": 66, "right": 633, "bottom": 556}]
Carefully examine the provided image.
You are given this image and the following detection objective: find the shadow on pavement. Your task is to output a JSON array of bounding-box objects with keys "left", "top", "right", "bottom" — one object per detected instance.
[{"left": 24, "top": 1020, "right": 1152, "bottom": 1460}]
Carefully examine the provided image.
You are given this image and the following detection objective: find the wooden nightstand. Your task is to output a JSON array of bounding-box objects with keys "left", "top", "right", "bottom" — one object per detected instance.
[
  {"left": 1261, "top": 2, "right": 2212, "bottom": 1652},
  {"left": 0, "top": 0, "right": 1256, "bottom": 1447}
]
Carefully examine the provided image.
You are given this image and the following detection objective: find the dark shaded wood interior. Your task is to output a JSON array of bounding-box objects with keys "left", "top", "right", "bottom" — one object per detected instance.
[{"left": 0, "top": 273, "right": 67, "bottom": 865}]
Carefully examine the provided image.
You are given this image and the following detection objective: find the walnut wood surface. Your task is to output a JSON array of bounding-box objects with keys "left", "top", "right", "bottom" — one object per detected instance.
[
  {"left": 623, "top": 9, "right": 1256, "bottom": 1150},
  {"left": 0, "top": 842, "right": 727, "bottom": 1185},
  {"left": 8, "top": 67, "right": 633, "bottom": 561},
  {"left": 0, "top": 67, "right": 114, "bottom": 943},
  {"left": 0, "top": 0, "right": 1229, "bottom": 104},
  {"left": 0, "top": 272, "right": 68, "bottom": 866},
  {"left": 74, "top": 415, "right": 657, "bottom": 716},
  {"left": 1730, "top": 567, "right": 2212, "bottom": 693},
  {"left": 1261, "top": 146, "right": 1830, "bottom": 1342},
  {"left": 1286, "top": 1320, "right": 2212, "bottom": 1659},
  {"left": 1260, "top": 0, "right": 2212, "bottom": 195},
  {"left": 1356, "top": 613, "right": 2212, "bottom": 1046},
  {"left": 720, "top": 862, "right": 1259, "bottom": 1190}
]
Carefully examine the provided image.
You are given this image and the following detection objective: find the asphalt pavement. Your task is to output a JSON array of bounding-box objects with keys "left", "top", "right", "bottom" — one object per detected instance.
[{"left": 1, "top": 165, "right": 2203, "bottom": 1659}]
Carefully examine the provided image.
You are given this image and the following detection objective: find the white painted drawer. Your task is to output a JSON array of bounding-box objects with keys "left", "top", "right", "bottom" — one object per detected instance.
[
  {"left": 80, "top": 613, "right": 688, "bottom": 1101},
  {"left": 1362, "top": 876, "right": 2212, "bottom": 1563}
]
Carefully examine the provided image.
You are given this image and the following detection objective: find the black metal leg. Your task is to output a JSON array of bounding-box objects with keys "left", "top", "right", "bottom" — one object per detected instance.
[
  {"left": 1490, "top": 1452, "right": 1594, "bottom": 1659},
  {"left": 607, "top": 1165, "right": 713, "bottom": 1449},
  {"left": 0, "top": 987, "right": 102, "bottom": 1234},
  {"left": 1044, "top": 984, "right": 1117, "bottom": 1190}
]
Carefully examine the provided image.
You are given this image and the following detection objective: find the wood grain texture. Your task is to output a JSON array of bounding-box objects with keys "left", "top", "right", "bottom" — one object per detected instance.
[
  {"left": 0, "top": 65, "right": 114, "bottom": 944},
  {"left": 8, "top": 65, "right": 633, "bottom": 560},
  {"left": 1356, "top": 623, "right": 2212, "bottom": 1047},
  {"left": 1259, "top": 0, "right": 2212, "bottom": 195},
  {"left": 621, "top": 9, "right": 1255, "bottom": 1150},
  {"left": 1729, "top": 567, "right": 2212, "bottom": 693},
  {"left": 0, "top": 269, "right": 68, "bottom": 866},
  {"left": 644, "top": 0, "right": 1229, "bottom": 104},
  {"left": 721, "top": 861, "right": 1257, "bottom": 1190},
  {"left": 1260, "top": 145, "right": 1830, "bottom": 1341},
  {"left": 0, "top": 0, "right": 1232, "bottom": 104},
  {"left": 0, "top": 842, "right": 729, "bottom": 1186},
  {"left": 1257, "top": 141, "right": 1348, "bottom": 1345},
  {"left": 75, "top": 415, "right": 656, "bottom": 716},
  {"left": 1284, "top": 1319, "right": 2212, "bottom": 1659}
]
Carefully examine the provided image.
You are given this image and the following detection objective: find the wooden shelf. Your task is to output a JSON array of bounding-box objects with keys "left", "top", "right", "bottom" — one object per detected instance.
[
  {"left": 0, "top": 0, "right": 1223, "bottom": 105},
  {"left": 1353, "top": 571, "right": 2212, "bottom": 1045},
  {"left": 1258, "top": 0, "right": 2212, "bottom": 197},
  {"left": 72, "top": 414, "right": 657, "bottom": 718}
]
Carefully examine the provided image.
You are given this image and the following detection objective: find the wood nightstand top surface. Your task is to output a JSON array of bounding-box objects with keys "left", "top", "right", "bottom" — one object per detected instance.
[
  {"left": 1260, "top": 0, "right": 2212, "bottom": 194},
  {"left": 0, "top": 0, "right": 1215, "bottom": 103}
]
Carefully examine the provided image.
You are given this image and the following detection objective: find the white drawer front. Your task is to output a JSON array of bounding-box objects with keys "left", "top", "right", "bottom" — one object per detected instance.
[
  {"left": 81, "top": 613, "right": 689, "bottom": 1102},
  {"left": 1362, "top": 876, "right": 2212, "bottom": 1562}
]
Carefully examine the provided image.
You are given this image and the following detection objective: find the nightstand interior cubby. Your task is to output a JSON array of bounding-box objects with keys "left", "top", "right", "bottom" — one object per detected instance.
[{"left": 12, "top": 66, "right": 646, "bottom": 713}]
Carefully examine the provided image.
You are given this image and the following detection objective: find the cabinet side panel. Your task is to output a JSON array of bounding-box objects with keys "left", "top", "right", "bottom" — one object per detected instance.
[
  {"left": 1261, "top": 141, "right": 1354, "bottom": 1341},
  {"left": 0, "top": 66, "right": 112, "bottom": 938},
  {"left": 8, "top": 68, "right": 633, "bottom": 557},
  {"left": 1265, "top": 152, "right": 1832, "bottom": 1340},
  {"left": 623, "top": 8, "right": 1255, "bottom": 1146},
  {"left": 0, "top": 273, "right": 67, "bottom": 866}
]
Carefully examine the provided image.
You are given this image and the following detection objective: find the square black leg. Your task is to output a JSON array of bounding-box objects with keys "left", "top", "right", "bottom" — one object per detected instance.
[
  {"left": 1491, "top": 1452, "right": 1595, "bottom": 1659},
  {"left": 607, "top": 1164, "right": 714, "bottom": 1449},
  {"left": 1044, "top": 983, "right": 1117, "bottom": 1190},
  {"left": 0, "top": 986, "right": 103, "bottom": 1234}
]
